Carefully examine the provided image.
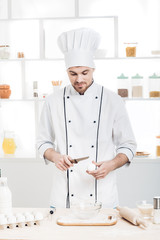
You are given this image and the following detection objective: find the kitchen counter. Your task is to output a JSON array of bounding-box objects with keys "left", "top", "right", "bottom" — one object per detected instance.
[{"left": 0, "top": 208, "right": 160, "bottom": 240}]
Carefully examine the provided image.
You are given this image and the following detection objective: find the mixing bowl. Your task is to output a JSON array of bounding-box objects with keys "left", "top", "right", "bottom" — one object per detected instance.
[{"left": 71, "top": 201, "right": 102, "bottom": 220}]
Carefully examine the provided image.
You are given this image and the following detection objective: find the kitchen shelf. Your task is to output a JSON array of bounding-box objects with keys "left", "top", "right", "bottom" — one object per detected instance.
[
  {"left": 133, "top": 157, "right": 160, "bottom": 163},
  {"left": 124, "top": 98, "right": 160, "bottom": 101},
  {"left": 0, "top": 0, "right": 160, "bottom": 162},
  {"left": 0, "top": 16, "right": 117, "bottom": 21},
  {"left": 1, "top": 56, "right": 160, "bottom": 62}
]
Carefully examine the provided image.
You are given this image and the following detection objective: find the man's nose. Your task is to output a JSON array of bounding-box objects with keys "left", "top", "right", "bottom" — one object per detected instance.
[{"left": 76, "top": 74, "right": 83, "bottom": 82}]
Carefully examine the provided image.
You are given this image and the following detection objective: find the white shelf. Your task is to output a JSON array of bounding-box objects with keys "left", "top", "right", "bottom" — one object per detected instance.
[
  {"left": 1, "top": 98, "right": 160, "bottom": 102},
  {"left": 1, "top": 56, "right": 160, "bottom": 62},
  {"left": 133, "top": 157, "right": 160, "bottom": 163},
  {"left": 0, "top": 16, "right": 118, "bottom": 21},
  {"left": 0, "top": 98, "right": 45, "bottom": 102},
  {"left": 124, "top": 98, "right": 160, "bottom": 101}
]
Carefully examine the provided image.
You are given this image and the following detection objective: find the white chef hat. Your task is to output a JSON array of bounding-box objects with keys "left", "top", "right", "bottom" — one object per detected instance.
[{"left": 57, "top": 28, "right": 101, "bottom": 69}]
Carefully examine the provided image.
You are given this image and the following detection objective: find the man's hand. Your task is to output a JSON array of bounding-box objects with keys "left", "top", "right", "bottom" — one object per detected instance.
[
  {"left": 54, "top": 154, "right": 73, "bottom": 171},
  {"left": 86, "top": 160, "right": 114, "bottom": 180},
  {"left": 86, "top": 154, "right": 129, "bottom": 180},
  {"left": 44, "top": 148, "right": 73, "bottom": 171}
]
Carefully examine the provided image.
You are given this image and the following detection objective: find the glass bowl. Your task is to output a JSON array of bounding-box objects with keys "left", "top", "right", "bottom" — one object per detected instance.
[
  {"left": 70, "top": 201, "right": 102, "bottom": 220},
  {"left": 136, "top": 200, "right": 153, "bottom": 219}
]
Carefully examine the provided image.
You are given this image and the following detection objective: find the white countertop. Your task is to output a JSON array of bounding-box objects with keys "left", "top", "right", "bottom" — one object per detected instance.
[{"left": 0, "top": 208, "right": 160, "bottom": 240}]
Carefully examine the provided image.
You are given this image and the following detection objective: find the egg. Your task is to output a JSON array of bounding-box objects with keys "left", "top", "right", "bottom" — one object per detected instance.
[{"left": 87, "top": 163, "right": 95, "bottom": 171}]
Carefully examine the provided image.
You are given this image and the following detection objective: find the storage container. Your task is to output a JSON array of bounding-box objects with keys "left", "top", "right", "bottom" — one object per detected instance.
[
  {"left": 149, "top": 73, "right": 160, "bottom": 97},
  {"left": 131, "top": 73, "right": 143, "bottom": 97},
  {"left": 117, "top": 73, "right": 129, "bottom": 97}
]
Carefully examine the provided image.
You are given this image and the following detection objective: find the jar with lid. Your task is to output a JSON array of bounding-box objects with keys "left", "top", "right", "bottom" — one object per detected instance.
[
  {"left": 117, "top": 73, "right": 129, "bottom": 98},
  {"left": 156, "top": 135, "right": 160, "bottom": 157},
  {"left": 124, "top": 42, "right": 138, "bottom": 57},
  {"left": 0, "top": 45, "right": 10, "bottom": 59},
  {"left": 149, "top": 73, "right": 160, "bottom": 97},
  {"left": 153, "top": 197, "right": 160, "bottom": 224},
  {"left": 131, "top": 73, "right": 143, "bottom": 98},
  {"left": 0, "top": 177, "right": 12, "bottom": 214}
]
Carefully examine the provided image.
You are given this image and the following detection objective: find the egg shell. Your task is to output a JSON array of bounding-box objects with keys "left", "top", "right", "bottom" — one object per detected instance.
[
  {"left": 7, "top": 215, "right": 16, "bottom": 224},
  {"left": 25, "top": 214, "right": 34, "bottom": 222},
  {"left": 34, "top": 212, "right": 43, "bottom": 221},
  {"left": 0, "top": 215, "right": 7, "bottom": 225},
  {"left": 87, "top": 163, "right": 95, "bottom": 171}
]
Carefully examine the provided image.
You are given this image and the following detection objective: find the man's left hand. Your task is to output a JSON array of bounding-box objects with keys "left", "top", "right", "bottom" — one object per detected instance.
[{"left": 86, "top": 160, "right": 114, "bottom": 180}]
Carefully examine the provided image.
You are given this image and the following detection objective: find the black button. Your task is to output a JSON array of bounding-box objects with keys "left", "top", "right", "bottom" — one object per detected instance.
[
  {"left": 71, "top": 194, "right": 74, "bottom": 197},
  {"left": 93, "top": 121, "right": 96, "bottom": 123},
  {"left": 68, "top": 120, "right": 71, "bottom": 123},
  {"left": 90, "top": 194, "right": 93, "bottom": 197},
  {"left": 67, "top": 96, "right": 70, "bottom": 99},
  {"left": 69, "top": 145, "right": 72, "bottom": 147},
  {"left": 95, "top": 96, "right": 98, "bottom": 99},
  {"left": 91, "top": 145, "right": 94, "bottom": 148},
  {"left": 70, "top": 169, "right": 73, "bottom": 172}
]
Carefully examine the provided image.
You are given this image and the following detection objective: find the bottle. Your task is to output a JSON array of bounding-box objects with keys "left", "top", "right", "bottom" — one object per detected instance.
[
  {"left": 153, "top": 197, "right": 160, "bottom": 224},
  {"left": 0, "top": 176, "right": 12, "bottom": 214},
  {"left": 33, "top": 81, "right": 38, "bottom": 98},
  {"left": 131, "top": 74, "right": 143, "bottom": 98},
  {"left": 117, "top": 73, "right": 129, "bottom": 98}
]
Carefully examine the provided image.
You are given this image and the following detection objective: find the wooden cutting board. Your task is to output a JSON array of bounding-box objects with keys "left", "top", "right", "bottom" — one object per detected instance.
[{"left": 57, "top": 214, "right": 117, "bottom": 226}]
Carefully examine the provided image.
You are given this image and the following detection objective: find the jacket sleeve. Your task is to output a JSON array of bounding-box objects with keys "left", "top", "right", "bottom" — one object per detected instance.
[
  {"left": 37, "top": 99, "right": 55, "bottom": 164},
  {"left": 112, "top": 97, "right": 137, "bottom": 162}
]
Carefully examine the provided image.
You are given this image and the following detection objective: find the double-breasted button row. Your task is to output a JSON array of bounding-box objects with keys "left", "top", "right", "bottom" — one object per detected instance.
[{"left": 71, "top": 194, "right": 93, "bottom": 197}]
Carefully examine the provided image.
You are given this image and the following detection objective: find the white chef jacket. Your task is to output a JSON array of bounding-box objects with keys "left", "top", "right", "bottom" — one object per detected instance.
[{"left": 37, "top": 82, "right": 136, "bottom": 208}]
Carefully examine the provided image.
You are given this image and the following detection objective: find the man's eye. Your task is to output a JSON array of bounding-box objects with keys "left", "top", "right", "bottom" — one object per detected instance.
[
  {"left": 71, "top": 73, "right": 76, "bottom": 76},
  {"left": 83, "top": 72, "right": 87, "bottom": 75}
]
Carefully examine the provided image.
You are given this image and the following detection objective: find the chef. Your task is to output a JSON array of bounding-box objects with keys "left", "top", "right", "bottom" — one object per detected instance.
[{"left": 37, "top": 28, "right": 137, "bottom": 209}]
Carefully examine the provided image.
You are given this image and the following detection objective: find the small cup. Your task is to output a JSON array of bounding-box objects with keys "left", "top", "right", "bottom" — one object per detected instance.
[{"left": 136, "top": 200, "right": 153, "bottom": 219}]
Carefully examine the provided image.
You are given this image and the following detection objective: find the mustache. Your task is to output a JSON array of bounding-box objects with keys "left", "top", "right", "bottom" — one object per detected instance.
[{"left": 74, "top": 82, "right": 86, "bottom": 85}]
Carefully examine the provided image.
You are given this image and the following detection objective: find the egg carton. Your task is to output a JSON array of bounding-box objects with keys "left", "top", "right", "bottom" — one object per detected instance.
[{"left": 0, "top": 211, "right": 43, "bottom": 230}]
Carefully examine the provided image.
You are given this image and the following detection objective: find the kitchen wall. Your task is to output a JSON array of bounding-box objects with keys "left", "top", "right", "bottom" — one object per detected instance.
[{"left": 1, "top": 160, "right": 159, "bottom": 208}]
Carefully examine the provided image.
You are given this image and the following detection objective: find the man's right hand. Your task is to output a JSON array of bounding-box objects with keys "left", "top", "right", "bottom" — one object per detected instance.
[
  {"left": 54, "top": 154, "right": 73, "bottom": 171},
  {"left": 44, "top": 148, "right": 73, "bottom": 171}
]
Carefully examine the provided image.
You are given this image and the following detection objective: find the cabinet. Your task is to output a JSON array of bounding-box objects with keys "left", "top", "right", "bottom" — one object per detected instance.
[{"left": 0, "top": 0, "right": 160, "bottom": 162}]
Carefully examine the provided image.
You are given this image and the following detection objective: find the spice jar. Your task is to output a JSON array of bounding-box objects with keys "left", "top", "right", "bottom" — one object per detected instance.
[
  {"left": 0, "top": 45, "right": 10, "bottom": 59},
  {"left": 131, "top": 74, "right": 143, "bottom": 98},
  {"left": 149, "top": 73, "right": 160, "bottom": 97},
  {"left": 124, "top": 42, "right": 138, "bottom": 57},
  {"left": 153, "top": 197, "right": 160, "bottom": 224},
  {"left": 0, "top": 85, "right": 11, "bottom": 99},
  {"left": 156, "top": 136, "right": 160, "bottom": 157},
  {"left": 117, "top": 73, "right": 129, "bottom": 98}
]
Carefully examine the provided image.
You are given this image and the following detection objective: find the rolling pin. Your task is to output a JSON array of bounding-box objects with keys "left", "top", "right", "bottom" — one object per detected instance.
[{"left": 117, "top": 206, "right": 148, "bottom": 228}]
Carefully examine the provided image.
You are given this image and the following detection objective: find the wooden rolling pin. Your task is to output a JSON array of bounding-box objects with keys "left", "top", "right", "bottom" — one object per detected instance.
[{"left": 117, "top": 206, "right": 148, "bottom": 228}]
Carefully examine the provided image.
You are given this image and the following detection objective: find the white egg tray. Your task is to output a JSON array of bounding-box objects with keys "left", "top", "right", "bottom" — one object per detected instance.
[{"left": 0, "top": 211, "right": 43, "bottom": 230}]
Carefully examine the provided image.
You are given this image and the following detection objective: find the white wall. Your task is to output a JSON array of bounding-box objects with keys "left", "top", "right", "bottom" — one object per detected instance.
[{"left": 1, "top": 161, "right": 159, "bottom": 208}]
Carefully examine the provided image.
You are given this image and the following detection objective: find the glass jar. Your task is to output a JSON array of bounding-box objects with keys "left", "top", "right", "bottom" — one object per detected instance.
[
  {"left": 156, "top": 136, "right": 160, "bottom": 157},
  {"left": 117, "top": 73, "right": 129, "bottom": 97},
  {"left": 0, "top": 84, "right": 11, "bottom": 99},
  {"left": 124, "top": 42, "right": 138, "bottom": 57},
  {"left": 149, "top": 73, "right": 160, "bottom": 97},
  {"left": 2, "top": 131, "right": 16, "bottom": 155},
  {"left": 131, "top": 73, "right": 143, "bottom": 98},
  {"left": 0, "top": 45, "right": 10, "bottom": 59}
]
